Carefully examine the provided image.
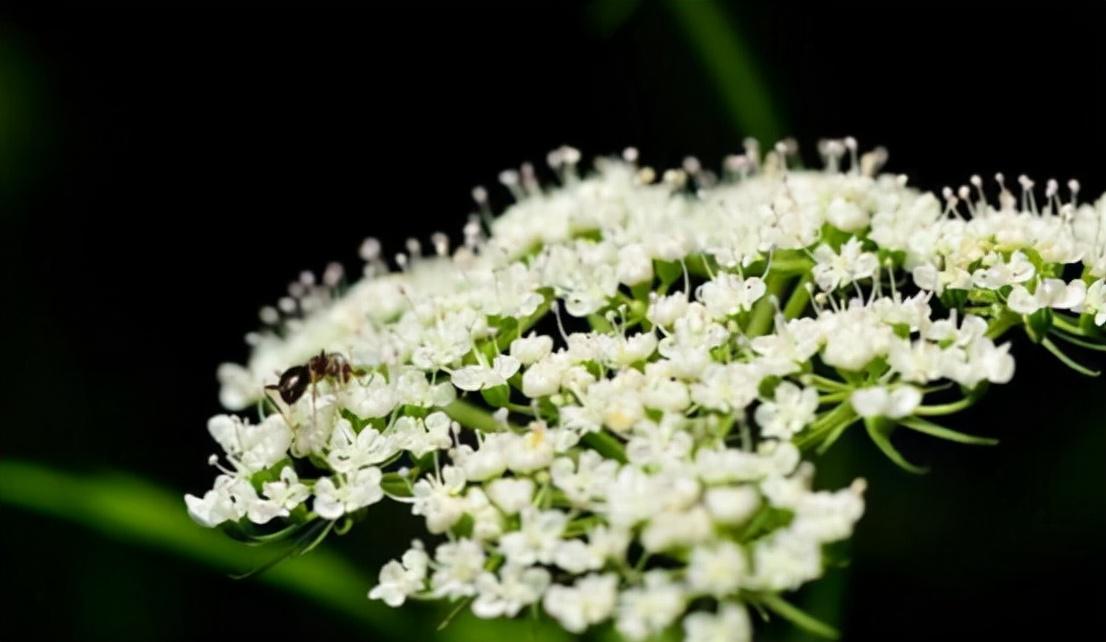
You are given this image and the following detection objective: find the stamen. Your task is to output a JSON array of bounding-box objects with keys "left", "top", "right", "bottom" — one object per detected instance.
[
  {"left": 498, "top": 169, "right": 523, "bottom": 201},
  {"left": 259, "top": 306, "right": 280, "bottom": 325},
  {"left": 323, "top": 262, "right": 344, "bottom": 287},
  {"left": 431, "top": 232, "right": 450, "bottom": 257},
  {"left": 551, "top": 300, "right": 571, "bottom": 344}
]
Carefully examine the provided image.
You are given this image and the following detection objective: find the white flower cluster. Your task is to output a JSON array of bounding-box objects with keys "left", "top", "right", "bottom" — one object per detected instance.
[{"left": 188, "top": 139, "right": 1106, "bottom": 641}]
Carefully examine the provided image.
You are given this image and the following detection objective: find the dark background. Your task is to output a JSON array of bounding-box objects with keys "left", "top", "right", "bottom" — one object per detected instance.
[{"left": 2, "top": 3, "right": 1104, "bottom": 641}]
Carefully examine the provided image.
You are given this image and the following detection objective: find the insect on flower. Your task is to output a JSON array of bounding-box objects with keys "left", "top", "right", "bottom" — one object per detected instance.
[{"left": 266, "top": 351, "right": 360, "bottom": 405}]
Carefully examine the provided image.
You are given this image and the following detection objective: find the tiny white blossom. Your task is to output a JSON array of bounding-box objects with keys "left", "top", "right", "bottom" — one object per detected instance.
[
  {"left": 687, "top": 541, "right": 747, "bottom": 597},
  {"left": 754, "top": 381, "right": 819, "bottom": 440},
  {"left": 487, "top": 477, "right": 535, "bottom": 514},
  {"left": 313, "top": 467, "right": 384, "bottom": 520},
  {"left": 430, "top": 539, "right": 486, "bottom": 599},
  {"left": 811, "top": 237, "right": 879, "bottom": 291},
  {"left": 472, "top": 564, "right": 551, "bottom": 618},
  {"left": 850, "top": 385, "right": 922, "bottom": 419},
  {"left": 369, "top": 542, "right": 428, "bottom": 607},
  {"left": 615, "top": 571, "right": 685, "bottom": 641},
  {"left": 542, "top": 573, "right": 619, "bottom": 634},
  {"left": 683, "top": 603, "right": 752, "bottom": 642}
]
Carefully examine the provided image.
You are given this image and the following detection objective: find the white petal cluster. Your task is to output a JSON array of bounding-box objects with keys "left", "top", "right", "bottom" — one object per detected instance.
[{"left": 188, "top": 141, "right": 1106, "bottom": 641}]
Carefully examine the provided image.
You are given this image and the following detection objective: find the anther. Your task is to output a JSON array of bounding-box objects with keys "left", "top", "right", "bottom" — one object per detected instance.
[
  {"left": 259, "top": 306, "right": 280, "bottom": 325},
  {"left": 431, "top": 232, "right": 450, "bottom": 257},
  {"left": 323, "top": 262, "right": 344, "bottom": 287},
  {"left": 359, "top": 237, "right": 382, "bottom": 261}
]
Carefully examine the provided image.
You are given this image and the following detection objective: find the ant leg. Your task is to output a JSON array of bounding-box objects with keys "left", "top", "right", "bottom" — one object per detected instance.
[
  {"left": 311, "top": 381, "right": 319, "bottom": 432},
  {"left": 264, "top": 389, "right": 295, "bottom": 428}
]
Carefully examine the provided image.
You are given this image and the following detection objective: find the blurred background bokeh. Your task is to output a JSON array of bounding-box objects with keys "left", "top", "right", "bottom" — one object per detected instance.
[{"left": 2, "top": 3, "right": 1103, "bottom": 640}]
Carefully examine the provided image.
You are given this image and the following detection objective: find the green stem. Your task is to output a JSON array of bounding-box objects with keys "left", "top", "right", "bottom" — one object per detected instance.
[
  {"left": 1041, "top": 336, "right": 1101, "bottom": 376},
  {"left": 782, "top": 272, "right": 813, "bottom": 319},
  {"left": 444, "top": 399, "right": 509, "bottom": 433},
  {"left": 755, "top": 592, "right": 840, "bottom": 639},
  {"left": 985, "top": 313, "right": 1021, "bottom": 340},
  {"left": 746, "top": 274, "right": 791, "bottom": 337},
  {"left": 1051, "top": 313, "right": 1089, "bottom": 336},
  {"left": 581, "top": 430, "right": 628, "bottom": 463},
  {"left": 1050, "top": 329, "right": 1106, "bottom": 352},
  {"left": 914, "top": 395, "right": 978, "bottom": 416}
]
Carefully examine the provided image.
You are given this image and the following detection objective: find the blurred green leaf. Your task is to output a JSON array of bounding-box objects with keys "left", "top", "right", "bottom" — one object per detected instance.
[
  {"left": 0, "top": 460, "right": 572, "bottom": 642},
  {"left": 666, "top": 0, "right": 784, "bottom": 143}
]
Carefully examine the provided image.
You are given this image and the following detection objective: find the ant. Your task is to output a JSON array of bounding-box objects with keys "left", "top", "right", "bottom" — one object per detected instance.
[{"left": 266, "top": 351, "right": 360, "bottom": 406}]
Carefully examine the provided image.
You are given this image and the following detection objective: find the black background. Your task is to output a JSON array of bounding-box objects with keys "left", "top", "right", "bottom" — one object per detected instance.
[{"left": 2, "top": 3, "right": 1104, "bottom": 641}]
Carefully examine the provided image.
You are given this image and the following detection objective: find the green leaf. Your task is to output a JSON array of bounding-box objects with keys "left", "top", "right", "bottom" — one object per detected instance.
[
  {"left": 898, "top": 417, "right": 998, "bottom": 446},
  {"left": 756, "top": 592, "right": 840, "bottom": 639},
  {"left": 666, "top": 1, "right": 783, "bottom": 142},
  {"left": 655, "top": 258, "right": 682, "bottom": 286},
  {"left": 0, "top": 460, "right": 575, "bottom": 642},
  {"left": 480, "top": 384, "right": 511, "bottom": 408},
  {"left": 581, "top": 430, "right": 628, "bottom": 463},
  {"left": 0, "top": 459, "right": 407, "bottom": 636},
  {"left": 444, "top": 399, "right": 508, "bottom": 432},
  {"left": 864, "top": 418, "right": 928, "bottom": 474}
]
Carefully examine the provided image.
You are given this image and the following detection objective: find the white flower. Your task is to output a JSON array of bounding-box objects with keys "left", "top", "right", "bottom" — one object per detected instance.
[
  {"left": 452, "top": 433, "right": 509, "bottom": 481},
  {"left": 754, "top": 381, "right": 819, "bottom": 440},
  {"left": 472, "top": 564, "right": 551, "bottom": 618},
  {"left": 510, "top": 333, "right": 554, "bottom": 365},
  {"left": 1077, "top": 279, "right": 1106, "bottom": 325},
  {"left": 343, "top": 374, "right": 397, "bottom": 418},
  {"left": 487, "top": 477, "right": 535, "bottom": 514},
  {"left": 811, "top": 237, "right": 879, "bottom": 291},
  {"left": 207, "top": 413, "right": 292, "bottom": 475},
  {"left": 430, "top": 539, "right": 486, "bottom": 599},
  {"left": 696, "top": 273, "right": 767, "bottom": 319},
  {"left": 216, "top": 362, "right": 260, "bottom": 411},
  {"left": 971, "top": 251, "right": 1035, "bottom": 289},
  {"left": 504, "top": 422, "right": 557, "bottom": 473},
  {"left": 411, "top": 465, "right": 467, "bottom": 533},
  {"left": 185, "top": 474, "right": 257, "bottom": 527},
  {"left": 326, "top": 419, "right": 398, "bottom": 473},
  {"left": 641, "top": 506, "right": 713, "bottom": 552},
  {"left": 850, "top": 385, "right": 922, "bottom": 419},
  {"left": 191, "top": 144, "right": 1103, "bottom": 641},
  {"left": 647, "top": 293, "right": 689, "bottom": 327},
  {"left": 615, "top": 571, "right": 685, "bottom": 641},
  {"left": 542, "top": 574, "right": 619, "bottom": 634},
  {"left": 410, "top": 314, "right": 475, "bottom": 371},
  {"left": 1009, "top": 278, "right": 1087, "bottom": 315},
  {"left": 683, "top": 603, "right": 752, "bottom": 642},
  {"left": 250, "top": 466, "right": 310, "bottom": 523},
  {"left": 391, "top": 412, "right": 452, "bottom": 458},
  {"left": 369, "top": 543, "right": 429, "bottom": 607},
  {"left": 687, "top": 541, "right": 747, "bottom": 597},
  {"left": 617, "top": 243, "right": 655, "bottom": 285},
  {"left": 690, "top": 363, "right": 761, "bottom": 413},
  {"left": 704, "top": 486, "right": 760, "bottom": 525},
  {"left": 521, "top": 354, "right": 569, "bottom": 397},
  {"left": 746, "top": 530, "right": 823, "bottom": 591},
  {"left": 313, "top": 467, "right": 384, "bottom": 520},
  {"left": 498, "top": 507, "right": 568, "bottom": 566},
  {"left": 825, "top": 195, "right": 869, "bottom": 231},
  {"left": 551, "top": 450, "right": 619, "bottom": 507},
  {"left": 451, "top": 354, "right": 521, "bottom": 391},
  {"left": 1036, "top": 278, "right": 1086, "bottom": 309}
]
